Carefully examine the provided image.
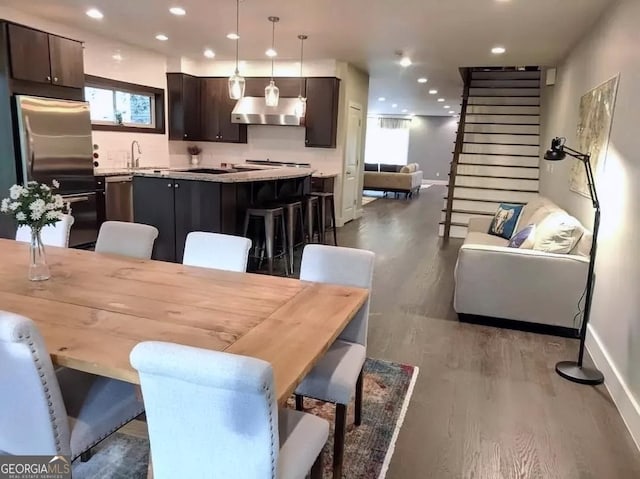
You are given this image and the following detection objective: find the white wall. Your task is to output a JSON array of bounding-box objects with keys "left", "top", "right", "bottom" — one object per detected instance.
[
  {"left": 408, "top": 116, "right": 457, "bottom": 180},
  {"left": 0, "top": 5, "right": 172, "bottom": 168},
  {"left": 539, "top": 0, "right": 640, "bottom": 446}
]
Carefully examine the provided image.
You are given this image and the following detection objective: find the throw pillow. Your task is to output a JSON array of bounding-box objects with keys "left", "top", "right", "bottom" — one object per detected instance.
[
  {"left": 488, "top": 203, "right": 524, "bottom": 239},
  {"left": 533, "top": 212, "right": 584, "bottom": 254},
  {"left": 400, "top": 165, "right": 411, "bottom": 173},
  {"left": 508, "top": 224, "right": 536, "bottom": 249}
]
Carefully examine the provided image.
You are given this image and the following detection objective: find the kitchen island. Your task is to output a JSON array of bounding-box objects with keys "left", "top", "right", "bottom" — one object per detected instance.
[{"left": 132, "top": 167, "right": 312, "bottom": 262}]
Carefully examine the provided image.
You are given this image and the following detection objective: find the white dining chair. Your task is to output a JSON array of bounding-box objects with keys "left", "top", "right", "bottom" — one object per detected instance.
[
  {"left": 130, "top": 341, "right": 328, "bottom": 479},
  {"left": 182, "top": 231, "right": 252, "bottom": 272},
  {"left": 0, "top": 311, "right": 144, "bottom": 460},
  {"left": 294, "top": 244, "right": 375, "bottom": 479},
  {"left": 15, "top": 214, "right": 75, "bottom": 248},
  {"left": 95, "top": 221, "right": 158, "bottom": 259}
]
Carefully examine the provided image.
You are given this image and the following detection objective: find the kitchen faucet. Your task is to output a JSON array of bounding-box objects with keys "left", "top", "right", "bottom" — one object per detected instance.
[{"left": 131, "top": 140, "right": 142, "bottom": 168}]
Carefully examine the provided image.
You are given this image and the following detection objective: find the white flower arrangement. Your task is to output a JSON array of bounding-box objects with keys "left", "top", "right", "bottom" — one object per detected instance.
[{"left": 1, "top": 180, "right": 69, "bottom": 229}]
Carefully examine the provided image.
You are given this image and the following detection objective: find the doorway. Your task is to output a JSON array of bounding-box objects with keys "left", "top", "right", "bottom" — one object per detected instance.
[{"left": 342, "top": 103, "right": 363, "bottom": 223}]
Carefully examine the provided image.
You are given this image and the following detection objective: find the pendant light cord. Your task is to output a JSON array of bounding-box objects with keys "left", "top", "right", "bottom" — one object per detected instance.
[
  {"left": 270, "top": 19, "right": 276, "bottom": 80},
  {"left": 299, "top": 37, "right": 304, "bottom": 97},
  {"left": 234, "top": 0, "right": 240, "bottom": 74}
]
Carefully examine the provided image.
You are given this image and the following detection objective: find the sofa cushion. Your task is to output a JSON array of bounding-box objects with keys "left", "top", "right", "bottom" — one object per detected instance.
[
  {"left": 364, "top": 163, "right": 378, "bottom": 172},
  {"left": 508, "top": 224, "right": 536, "bottom": 249},
  {"left": 533, "top": 212, "right": 584, "bottom": 254},
  {"left": 488, "top": 203, "right": 524, "bottom": 239},
  {"left": 464, "top": 231, "right": 509, "bottom": 248},
  {"left": 380, "top": 164, "right": 401, "bottom": 173},
  {"left": 519, "top": 196, "right": 562, "bottom": 227}
]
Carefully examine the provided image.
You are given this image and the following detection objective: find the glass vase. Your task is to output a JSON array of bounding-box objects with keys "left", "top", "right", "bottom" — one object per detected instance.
[{"left": 29, "top": 229, "right": 50, "bottom": 281}]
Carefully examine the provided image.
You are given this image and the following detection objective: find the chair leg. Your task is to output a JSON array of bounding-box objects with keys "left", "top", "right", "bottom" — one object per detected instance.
[
  {"left": 319, "top": 197, "right": 327, "bottom": 244},
  {"left": 355, "top": 368, "right": 363, "bottom": 426},
  {"left": 279, "top": 214, "right": 289, "bottom": 276},
  {"left": 264, "top": 214, "right": 275, "bottom": 275},
  {"left": 286, "top": 209, "right": 295, "bottom": 275},
  {"left": 80, "top": 449, "right": 93, "bottom": 462},
  {"left": 295, "top": 394, "right": 304, "bottom": 411},
  {"left": 329, "top": 197, "right": 338, "bottom": 246},
  {"left": 333, "top": 404, "right": 347, "bottom": 479},
  {"left": 310, "top": 448, "right": 324, "bottom": 479}
]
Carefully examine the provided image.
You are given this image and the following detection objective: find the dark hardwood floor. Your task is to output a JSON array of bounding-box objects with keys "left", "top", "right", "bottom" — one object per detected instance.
[{"left": 339, "top": 185, "right": 640, "bottom": 479}]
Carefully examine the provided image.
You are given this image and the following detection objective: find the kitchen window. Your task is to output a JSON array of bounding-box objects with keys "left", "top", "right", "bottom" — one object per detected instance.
[{"left": 84, "top": 75, "right": 165, "bottom": 134}]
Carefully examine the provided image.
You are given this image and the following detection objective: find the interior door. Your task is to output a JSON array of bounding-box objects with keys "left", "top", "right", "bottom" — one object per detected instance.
[{"left": 342, "top": 105, "right": 363, "bottom": 223}]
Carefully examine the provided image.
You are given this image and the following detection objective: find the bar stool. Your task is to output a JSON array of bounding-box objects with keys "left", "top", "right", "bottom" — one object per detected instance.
[
  {"left": 243, "top": 206, "right": 288, "bottom": 275},
  {"left": 302, "top": 195, "right": 322, "bottom": 244},
  {"left": 313, "top": 192, "right": 338, "bottom": 246},
  {"left": 279, "top": 199, "right": 305, "bottom": 274}
]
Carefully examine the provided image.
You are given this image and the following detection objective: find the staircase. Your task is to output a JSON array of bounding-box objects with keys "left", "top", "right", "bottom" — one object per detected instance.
[{"left": 440, "top": 68, "right": 541, "bottom": 238}]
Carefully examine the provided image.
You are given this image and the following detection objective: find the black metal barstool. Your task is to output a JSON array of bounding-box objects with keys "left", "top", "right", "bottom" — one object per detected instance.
[
  {"left": 279, "top": 199, "right": 305, "bottom": 274},
  {"left": 302, "top": 195, "right": 322, "bottom": 243},
  {"left": 243, "top": 206, "right": 288, "bottom": 275},
  {"left": 313, "top": 192, "right": 338, "bottom": 246}
]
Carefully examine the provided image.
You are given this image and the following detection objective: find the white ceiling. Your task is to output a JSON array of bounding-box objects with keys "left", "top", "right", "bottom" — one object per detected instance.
[{"left": 5, "top": 0, "right": 613, "bottom": 116}]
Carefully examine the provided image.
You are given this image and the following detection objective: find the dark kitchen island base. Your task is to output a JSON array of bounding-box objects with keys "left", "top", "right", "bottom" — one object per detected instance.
[{"left": 133, "top": 171, "right": 311, "bottom": 263}]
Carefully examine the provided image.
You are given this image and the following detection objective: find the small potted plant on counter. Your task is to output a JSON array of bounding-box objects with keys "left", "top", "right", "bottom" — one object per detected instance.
[{"left": 188, "top": 145, "right": 202, "bottom": 166}]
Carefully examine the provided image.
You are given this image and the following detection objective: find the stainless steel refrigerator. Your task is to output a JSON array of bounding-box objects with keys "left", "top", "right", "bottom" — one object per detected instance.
[{"left": 15, "top": 95, "right": 97, "bottom": 247}]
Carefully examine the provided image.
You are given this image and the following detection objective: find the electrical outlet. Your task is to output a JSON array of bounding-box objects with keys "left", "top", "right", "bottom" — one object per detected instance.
[{"left": 436, "top": 172, "right": 440, "bottom": 177}]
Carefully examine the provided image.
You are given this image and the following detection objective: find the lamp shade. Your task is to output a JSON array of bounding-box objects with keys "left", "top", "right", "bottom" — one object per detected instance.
[
  {"left": 294, "top": 96, "right": 307, "bottom": 118},
  {"left": 228, "top": 72, "right": 245, "bottom": 100},
  {"left": 544, "top": 148, "right": 566, "bottom": 161}
]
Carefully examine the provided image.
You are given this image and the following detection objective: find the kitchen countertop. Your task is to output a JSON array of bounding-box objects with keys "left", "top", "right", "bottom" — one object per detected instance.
[
  {"left": 133, "top": 166, "right": 313, "bottom": 183},
  {"left": 95, "top": 164, "right": 331, "bottom": 181}
]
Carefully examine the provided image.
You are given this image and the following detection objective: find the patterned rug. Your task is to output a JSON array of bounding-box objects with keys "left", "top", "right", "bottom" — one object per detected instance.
[{"left": 71, "top": 358, "right": 419, "bottom": 479}]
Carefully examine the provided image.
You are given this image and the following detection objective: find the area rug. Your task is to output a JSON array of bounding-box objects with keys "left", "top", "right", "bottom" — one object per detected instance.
[{"left": 71, "top": 358, "right": 419, "bottom": 479}]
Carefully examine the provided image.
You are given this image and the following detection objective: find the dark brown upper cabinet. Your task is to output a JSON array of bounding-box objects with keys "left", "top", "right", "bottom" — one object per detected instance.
[
  {"left": 49, "top": 35, "right": 85, "bottom": 88},
  {"left": 7, "top": 23, "right": 84, "bottom": 88},
  {"left": 167, "top": 73, "right": 201, "bottom": 141},
  {"left": 244, "top": 77, "right": 306, "bottom": 98},
  {"left": 305, "top": 77, "right": 340, "bottom": 148},
  {"left": 200, "top": 78, "right": 247, "bottom": 143}
]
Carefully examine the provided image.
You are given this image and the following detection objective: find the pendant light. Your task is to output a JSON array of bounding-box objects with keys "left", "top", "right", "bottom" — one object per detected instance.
[
  {"left": 294, "top": 34, "right": 308, "bottom": 118},
  {"left": 228, "top": 0, "right": 245, "bottom": 100},
  {"left": 265, "top": 16, "right": 280, "bottom": 107}
]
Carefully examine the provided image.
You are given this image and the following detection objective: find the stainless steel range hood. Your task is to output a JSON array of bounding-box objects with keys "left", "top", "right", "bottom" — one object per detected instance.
[{"left": 231, "top": 97, "right": 302, "bottom": 126}]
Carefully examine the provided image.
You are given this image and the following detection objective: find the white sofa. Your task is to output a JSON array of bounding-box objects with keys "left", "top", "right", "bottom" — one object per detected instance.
[{"left": 454, "top": 196, "right": 592, "bottom": 332}]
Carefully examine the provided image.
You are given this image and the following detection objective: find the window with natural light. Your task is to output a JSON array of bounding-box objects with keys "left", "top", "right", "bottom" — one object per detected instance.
[
  {"left": 85, "top": 86, "right": 155, "bottom": 128},
  {"left": 364, "top": 117, "right": 411, "bottom": 166}
]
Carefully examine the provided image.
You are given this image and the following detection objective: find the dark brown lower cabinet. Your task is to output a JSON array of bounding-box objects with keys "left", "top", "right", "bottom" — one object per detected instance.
[{"left": 133, "top": 176, "right": 222, "bottom": 262}]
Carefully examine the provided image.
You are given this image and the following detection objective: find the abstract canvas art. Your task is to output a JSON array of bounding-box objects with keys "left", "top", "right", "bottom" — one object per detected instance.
[{"left": 570, "top": 75, "right": 619, "bottom": 197}]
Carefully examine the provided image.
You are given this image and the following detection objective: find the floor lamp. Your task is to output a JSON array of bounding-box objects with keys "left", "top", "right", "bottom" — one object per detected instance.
[{"left": 544, "top": 137, "right": 604, "bottom": 385}]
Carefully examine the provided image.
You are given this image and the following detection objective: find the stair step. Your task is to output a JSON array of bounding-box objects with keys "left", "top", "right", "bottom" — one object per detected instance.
[
  {"left": 468, "top": 96, "right": 540, "bottom": 106},
  {"left": 463, "top": 133, "right": 539, "bottom": 145},
  {"left": 455, "top": 175, "right": 539, "bottom": 190},
  {"left": 470, "top": 79, "right": 540, "bottom": 88},
  {"left": 465, "top": 114, "right": 539, "bottom": 125},
  {"left": 463, "top": 143, "right": 540, "bottom": 156},
  {"left": 448, "top": 186, "right": 538, "bottom": 203},
  {"left": 471, "top": 71, "right": 541, "bottom": 80},
  {"left": 447, "top": 198, "right": 517, "bottom": 214},
  {"left": 466, "top": 105, "right": 540, "bottom": 115},
  {"left": 446, "top": 196, "right": 527, "bottom": 206},
  {"left": 465, "top": 123, "right": 539, "bottom": 135},
  {"left": 438, "top": 222, "right": 468, "bottom": 239},
  {"left": 441, "top": 210, "right": 494, "bottom": 224},
  {"left": 455, "top": 173, "right": 539, "bottom": 180},
  {"left": 458, "top": 153, "right": 540, "bottom": 165},
  {"left": 469, "top": 87, "right": 540, "bottom": 97},
  {"left": 456, "top": 164, "right": 540, "bottom": 178},
  {"left": 458, "top": 161, "right": 539, "bottom": 169}
]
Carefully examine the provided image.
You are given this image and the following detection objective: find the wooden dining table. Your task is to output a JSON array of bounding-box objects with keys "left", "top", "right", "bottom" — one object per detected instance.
[{"left": 0, "top": 238, "right": 368, "bottom": 405}]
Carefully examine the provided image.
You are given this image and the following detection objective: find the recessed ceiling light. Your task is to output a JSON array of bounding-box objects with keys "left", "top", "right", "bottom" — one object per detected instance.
[
  {"left": 265, "top": 48, "right": 277, "bottom": 57},
  {"left": 155, "top": 34, "right": 169, "bottom": 41},
  {"left": 437, "top": 98, "right": 445, "bottom": 102},
  {"left": 226, "top": 33, "right": 240, "bottom": 40},
  {"left": 392, "top": 104, "right": 398, "bottom": 108},
  {"left": 417, "top": 78, "right": 428, "bottom": 83},
  {"left": 401, "top": 108, "right": 408, "bottom": 113},
  {"left": 112, "top": 53, "right": 123, "bottom": 61},
  {"left": 86, "top": 8, "right": 103, "bottom": 19},
  {"left": 203, "top": 49, "right": 215, "bottom": 59},
  {"left": 399, "top": 56, "right": 412, "bottom": 67},
  {"left": 169, "top": 6, "right": 186, "bottom": 15},
  {"left": 449, "top": 111, "right": 455, "bottom": 114},
  {"left": 378, "top": 97, "right": 386, "bottom": 102},
  {"left": 429, "top": 89, "right": 438, "bottom": 95},
  {"left": 444, "top": 105, "right": 450, "bottom": 109},
  {"left": 491, "top": 46, "right": 506, "bottom": 55},
  {"left": 410, "top": 112, "right": 416, "bottom": 116}
]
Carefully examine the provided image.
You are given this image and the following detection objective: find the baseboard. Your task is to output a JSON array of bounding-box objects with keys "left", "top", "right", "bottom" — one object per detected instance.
[
  {"left": 586, "top": 325, "right": 640, "bottom": 451},
  {"left": 458, "top": 313, "right": 579, "bottom": 338},
  {"left": 423, "top": 179, "right": 447, "bottom": 185}
]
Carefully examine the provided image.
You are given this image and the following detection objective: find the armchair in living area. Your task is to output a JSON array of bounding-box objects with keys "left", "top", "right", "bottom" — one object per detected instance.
[{"left": 453, "top": 196, "right": 592, "bottom": 335}]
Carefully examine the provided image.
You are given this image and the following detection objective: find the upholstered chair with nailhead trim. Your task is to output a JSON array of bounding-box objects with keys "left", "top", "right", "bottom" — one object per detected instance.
[
  {"left": 294, "top": 244, "right": 375, "bottom": 479},
  {"left": 0, "top": 311, "right": 144, "bottom": 460},
  {"left": 16, "top": 214, "right": 75, "bottom": 248},
  {"left": 95, "top": 221, "right": 159, "bottom": 260},
  {"left": 130, "top": 341, "right": 329, "bottom": 479}
]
